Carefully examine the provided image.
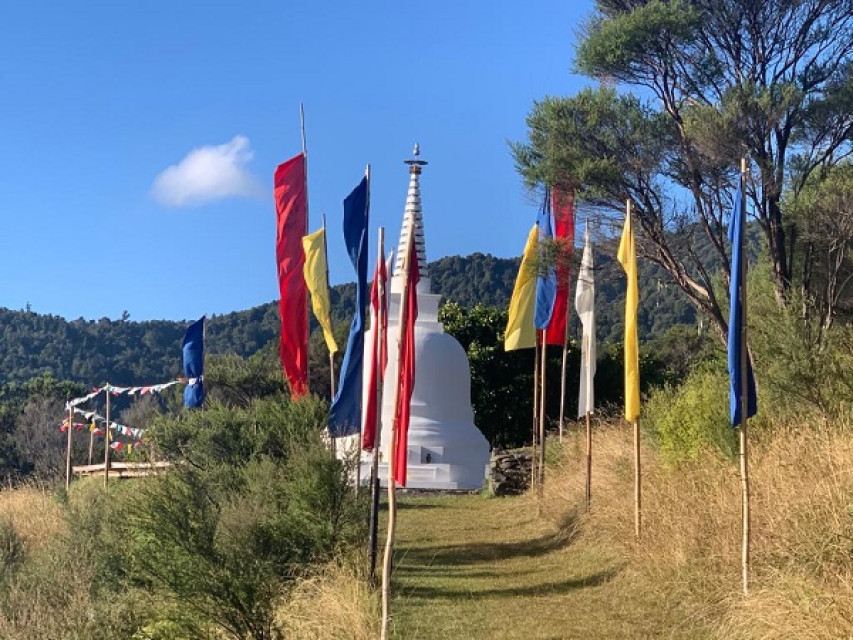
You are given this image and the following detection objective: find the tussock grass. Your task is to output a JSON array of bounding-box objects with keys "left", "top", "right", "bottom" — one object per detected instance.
[
  {"left": 277, "top": 557, "right": 380, "bottom": 640},
  {"left": 545, "top": 417, "right": 853, "bottom": 639},
  {"left": 0, "top": 486, "right": 64, "bottom": 553}
]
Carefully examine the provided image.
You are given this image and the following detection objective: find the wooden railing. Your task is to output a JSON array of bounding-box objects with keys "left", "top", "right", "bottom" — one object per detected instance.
[{"left": 72, "top": 461, "right": 172, "bottom": 479}]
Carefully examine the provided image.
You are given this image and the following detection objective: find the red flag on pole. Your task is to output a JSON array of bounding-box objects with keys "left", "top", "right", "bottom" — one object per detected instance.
[
  {"left": 393, "top": 240, "right": 420, "bottom": 487},
  {"left": 274, "top": 152, "right": 309, "bottom": 397},
  {"left": 362, "top": 251, "right": 388, "bottom": 451},
  {"left": 545, "top": 186, "right": 576, "bottom": 345}
]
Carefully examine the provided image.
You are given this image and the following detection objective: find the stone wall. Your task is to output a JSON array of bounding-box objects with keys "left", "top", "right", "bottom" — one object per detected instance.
[{"left": 488, "top": 450, "right": 532, "bottom": 496}]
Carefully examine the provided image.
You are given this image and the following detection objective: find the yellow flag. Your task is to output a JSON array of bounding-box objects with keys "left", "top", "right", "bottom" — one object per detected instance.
[
  {"left": 618, "top": 206, "right": 640, "bottom": 421},
  {"left": 302, "top": 229, "right": 339, "bottom": 355},
  {"left": 504, "top": 225, "right": 539, "bottom": 351}
]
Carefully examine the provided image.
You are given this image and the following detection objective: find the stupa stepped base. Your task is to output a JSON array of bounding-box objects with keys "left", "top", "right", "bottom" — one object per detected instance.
[{"left": 357, "top": 457, "right": 487, "bottom": 491}]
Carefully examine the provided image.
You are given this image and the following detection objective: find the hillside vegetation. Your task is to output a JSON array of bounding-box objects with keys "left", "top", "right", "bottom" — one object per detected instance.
[{"left": 0, "top": 247, "right": 699, "bottom": 387}]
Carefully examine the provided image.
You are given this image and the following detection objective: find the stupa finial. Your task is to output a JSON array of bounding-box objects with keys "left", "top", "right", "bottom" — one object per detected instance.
[{"left": 396, "top": 143, "right": 429, "bottom": 287}]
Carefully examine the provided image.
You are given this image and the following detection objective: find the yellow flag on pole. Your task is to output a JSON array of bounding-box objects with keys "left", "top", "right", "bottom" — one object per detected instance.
[
  {"left": 618, "top": 204, "right": 640, "bottom": 421},
  {"left": 302, "top": 228, "right": 339, "bottom": 355},
  {"left": 504, "top": 224, "right": 539, "bottom": 351}
]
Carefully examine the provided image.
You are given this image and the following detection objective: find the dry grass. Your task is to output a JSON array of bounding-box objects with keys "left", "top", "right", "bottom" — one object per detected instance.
[
  {"left": 545, "top": 417, "right": 853, "bottom": 639},
  {"left": 277, "top": 557, "right": 381, "bottom": 640},
  {"left": 0, "top": 485, "right": 65, "bottom": 552}
]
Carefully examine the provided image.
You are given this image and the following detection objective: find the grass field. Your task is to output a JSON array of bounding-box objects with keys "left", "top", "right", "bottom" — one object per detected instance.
[
  {"left": 388, "top": 492, "right": 710, "bottom": 640},
  {"left": 382, "top": 420, "right": 853, "bottom": 640}
]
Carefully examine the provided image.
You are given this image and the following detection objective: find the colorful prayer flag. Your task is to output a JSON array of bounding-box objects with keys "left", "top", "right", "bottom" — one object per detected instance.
[
  {"left": 393, "top": 234, "right": 420, "bottom": 487},
  {"left": 618, "top": 206, "right": 640, "bottom": 421},
  {"left": 182, "top": 316, "right": 205, "bottom": 409},
  {"left": 727, "top": 183, "right": 757, "bottom": 426},
  {"left": 576, "top": 223, "right": 596, "bottom": 417},
  {"left": 545, "top": 186, "right": 575, "bottom": 345},
  {"left": 362, "top": 249, "right": 389, "bottom": 452},
  {"left": 274, "top": 152, "right": 309, "bottom": 397},
  {"left": 534, "top": 190, "right": 557, "bottom": 330},
  {"left": 302, "top": 228, "right": 339, "bottom": 355},
  {"left": 504, "top": 225, "right": 539, "bottom": 351},
  {"left": 329, "top": 171, "right": 370, "bottom": 437}
]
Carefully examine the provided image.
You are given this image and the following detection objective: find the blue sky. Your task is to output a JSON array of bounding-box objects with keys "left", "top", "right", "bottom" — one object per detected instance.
[{"left": 0, "top": 1, "right": 592, "bottom": 321}]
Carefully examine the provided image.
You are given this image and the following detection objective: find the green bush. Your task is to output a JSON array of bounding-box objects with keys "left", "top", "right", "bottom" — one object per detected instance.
[{"left": 645, "top": 367, "right": 736, "bottom": 465}]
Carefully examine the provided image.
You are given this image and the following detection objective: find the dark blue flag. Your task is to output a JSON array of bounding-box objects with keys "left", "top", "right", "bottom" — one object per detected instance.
[
  {"left": 182, "top": 316, "right": 205, "bottom": 409},
  {"left": 534, "top": 189, "right": 557, "bottom": 330},
  {"left": 727, "top": 184, "right": 757, "bottom": 426},
  {"left": 329, "top": 172, "right": 369, "bottom": 437}
]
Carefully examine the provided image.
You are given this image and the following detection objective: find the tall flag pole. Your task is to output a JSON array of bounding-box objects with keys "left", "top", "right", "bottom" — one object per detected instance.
[
  {"left": 365, "top": 228, "right": 388, "bottom": 583},
  {"left": 301, "top": 104, "right": 311, "bottom": 389},
  {"left": 323, "top": 215, "right": 336, "bottom": 397},
  {"left": 728, "top": 157, "right": 757, "bottom": 595},
  {"left": 65, "top": 402, "right": 73, "bottom": 490},
  {"left": 534, "top": 190, "right": 556, "bottom": 492},
  {"left": 618, "top": 199, "right": 641, "bottom": 538},
  {"left": 548, "top": 186, "right": 576, "bottom": 441},
  {"left": 329, "top": 168, "right": 370, "bottom": 438},
  {"left": 302, "top": 221, "right": 340, "bottom": 395},
  {"left": 103, "top": 384, "right": 111, "bottom": 487},
  {"left": 381, "top": 217, "right": 420, "bottom": 640},
  {"left": 504, "top": 224, "right": 540, "bottom": 490},
  {"left": 575, "top": 221, "right": 596, "bottom": 506},
  {"left": 182, "top": 316, "right": 206, "bottom": 409},
  {"left": 274, "top": 151, "right": 309, "bottom": 397}
]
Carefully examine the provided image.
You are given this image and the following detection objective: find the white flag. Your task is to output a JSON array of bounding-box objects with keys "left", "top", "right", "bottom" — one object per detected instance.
[{"left": 576, "top": 224, "right": 596, "bottom": 417}]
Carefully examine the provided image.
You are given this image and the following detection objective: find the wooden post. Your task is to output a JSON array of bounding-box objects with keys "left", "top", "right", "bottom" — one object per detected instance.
[
  {"left": 633, "top": 418, "right": 641, "bottom": 538},
  {"left": 585, "top": 411, "right": 592, "bottom": 507},
  {"left": 538, "top": 330, "right": 547, "bottom": 493},
  {"left": 531, "top": 337, "right": 539, "bottom": 493},
  {"left": 738, "top": 157, "right": 751, "bottom": 596},
  {"left": 300, "top": 103, "right": 311, "bottom": 393},
  {"left": 87, "top": 416, "right": 94, "bottom": 465},
  {"left": 558, "top": 319, "right": 569, "bottom": 443},
  {"left": 65, "top": 404, "right": 73, "bottom": 491},
  {"left": 103, "top": 385, "right": 111, "bottom": 487},
  {"left": 368, "top": 227, "right": 386, "bottom": 583},
  {"left": 381, "top": 230, "right": 415, "bottom": 640}
]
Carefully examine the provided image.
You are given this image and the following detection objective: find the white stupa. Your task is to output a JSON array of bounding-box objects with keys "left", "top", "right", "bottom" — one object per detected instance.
[{"left": 358, "top": 144, "right": 491, "bottom": 490}]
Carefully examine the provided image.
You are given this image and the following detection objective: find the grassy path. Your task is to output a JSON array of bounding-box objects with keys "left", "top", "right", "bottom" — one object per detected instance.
[{"left": 389, "top": 493, "right": 709, "bottom": 640}]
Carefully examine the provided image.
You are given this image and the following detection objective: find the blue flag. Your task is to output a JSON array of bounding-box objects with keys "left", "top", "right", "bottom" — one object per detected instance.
[
  {"left": 329, "top": 172, "right": 369, "bottom": 437},
  {"left": 535, "top": 189, "right": 557, "bottom": 330},
  {"left": 727, "top": 184, "right": 757, "bottom": 426},
  {"left": 182, "top": 316, "right": 205, "bottom": 409}
]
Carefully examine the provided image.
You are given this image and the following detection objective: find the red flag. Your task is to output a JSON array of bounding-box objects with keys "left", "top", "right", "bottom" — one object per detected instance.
[
  {"left": 362, "top": 252, "right": 388, "bottom": 451},
  {"left": 545, "top": 186, "right": 576, "bottom": 345},
  {"left": 393, "top": 240, "right": 420, "bottom": 487},
  {"left": 274, "top": 153, "right": 309, "bottom": 397}
]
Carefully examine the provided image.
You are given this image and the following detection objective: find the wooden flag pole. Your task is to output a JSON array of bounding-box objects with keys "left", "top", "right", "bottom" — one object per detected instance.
[
  {"left": 558, "top": 317, "right": 569, "bottom": 443},
  {"left": 538, "top": 329, "right": 548, "bottom": 494},
  {"left": 739, "top": 157, "right": 751, "bottom": 596},
  {"left": 322, "top": 213, "right": 336, "bottom": 399},
  {"left": 87, "top": 418, "right": 94, "bottom": 465},
  {"left": 585, "top": 410, "right": 592, "bottom": 507},
  {"left": 368, "top": 227, "right": 386, "bottom": 584},
  {"left": 103, "top": 385, "right": 111, "bottom": 487},
  {"left": 381, "top": 230, "right": 415, "bottom": 640},
  {"left": 531, "top": 336, "right": 539, "bottom": 493},
  {"left": 300, "top": 103, "right": 311, "bottom": 393},
  {"left": 65, "top": 403, "right": 73, "bottom": 491},
  {"left": 633, "top": 418, "right": 641, "bottom": 538}
]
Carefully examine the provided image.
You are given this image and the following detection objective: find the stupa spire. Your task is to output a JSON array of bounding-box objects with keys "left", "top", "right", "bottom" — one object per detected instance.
[{"left": 395, "top": 143, "right": 429, "bottom": 290}]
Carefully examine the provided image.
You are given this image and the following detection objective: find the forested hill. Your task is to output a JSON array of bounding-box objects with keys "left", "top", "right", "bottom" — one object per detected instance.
[{"left": 0, "top": 250, "right": 698, "bottom": 385}]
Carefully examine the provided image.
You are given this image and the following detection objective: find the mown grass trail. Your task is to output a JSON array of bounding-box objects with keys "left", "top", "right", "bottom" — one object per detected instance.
[{"left": 389, "top": 493, "right": 710, "bottom": 640}]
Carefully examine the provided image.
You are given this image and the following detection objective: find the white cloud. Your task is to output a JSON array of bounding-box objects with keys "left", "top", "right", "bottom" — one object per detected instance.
[{"left": 151, "top": 135, "right": 262, "bottom": 207}]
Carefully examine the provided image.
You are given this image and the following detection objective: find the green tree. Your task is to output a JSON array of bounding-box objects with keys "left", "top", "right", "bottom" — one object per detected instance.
[{"left": 513, "top": 0, "right": 853, "bottom": 340}]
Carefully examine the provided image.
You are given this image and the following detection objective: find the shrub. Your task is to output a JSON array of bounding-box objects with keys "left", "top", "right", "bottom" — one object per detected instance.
[{"left": 644, "top": 367, "right": 736, "bottom": 465}]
